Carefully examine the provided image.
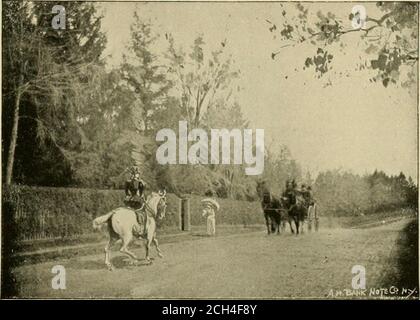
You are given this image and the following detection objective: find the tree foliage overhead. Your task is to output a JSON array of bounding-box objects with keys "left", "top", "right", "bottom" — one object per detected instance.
[
  {"left": 166, "top": 34, "right": 240, "bottom": 127},
  {"left": 268, "top": 2, "right": 418, "bottom": 88}
]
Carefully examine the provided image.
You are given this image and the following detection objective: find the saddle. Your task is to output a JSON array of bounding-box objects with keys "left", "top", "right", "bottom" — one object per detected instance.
[{"left": 124, "top": 194, "right": 145, "bottom": 209}]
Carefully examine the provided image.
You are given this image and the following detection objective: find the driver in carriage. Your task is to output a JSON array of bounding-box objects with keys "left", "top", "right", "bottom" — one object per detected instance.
[
  {"left": 300, "top": 184, "right": 314, "bottom": 207},
  {"left": 299, "top": 184, "right": 311, "bottom": 218},
  {"left": 282, "top": 179, "right": 297, "bottom": 210}
]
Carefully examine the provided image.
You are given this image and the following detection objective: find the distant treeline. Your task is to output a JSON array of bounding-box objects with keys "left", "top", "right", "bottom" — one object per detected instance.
[{"left": 313, "top": 170, "right": 418, "bottom": 216}]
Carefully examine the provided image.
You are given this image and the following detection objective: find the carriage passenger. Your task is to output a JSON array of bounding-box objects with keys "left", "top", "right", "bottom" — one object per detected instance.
[{"left": 300, "top": 184, "right": 311, "bottom": 206}]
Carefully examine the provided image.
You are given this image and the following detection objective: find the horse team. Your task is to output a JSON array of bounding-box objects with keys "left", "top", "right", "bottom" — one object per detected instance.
[{"left": 261, "top": 191, "right": 318, "bottom": 235}]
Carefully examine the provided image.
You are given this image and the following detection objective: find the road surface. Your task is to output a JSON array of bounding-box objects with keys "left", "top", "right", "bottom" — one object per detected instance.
[{"left": 9, "top": 218, "right": 417, "bottom": 299}]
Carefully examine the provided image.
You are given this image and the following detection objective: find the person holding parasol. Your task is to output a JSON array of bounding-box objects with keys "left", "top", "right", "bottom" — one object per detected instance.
[{"left": 201, "top": 198, "right": 220, "bottom": 236}]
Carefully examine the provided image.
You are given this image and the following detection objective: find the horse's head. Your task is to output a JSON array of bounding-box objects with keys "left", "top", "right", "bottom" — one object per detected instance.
[
  {"left": 146, "top": 190, "right": 167, "bottom": 220},
  {"left": 262, "top": 191, "right": 272, "bottom": 205}
]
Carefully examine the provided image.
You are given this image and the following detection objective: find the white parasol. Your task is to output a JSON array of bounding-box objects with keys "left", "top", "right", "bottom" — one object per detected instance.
[{"left": 201, "top": 198, "right": 220, "bottom": 211}]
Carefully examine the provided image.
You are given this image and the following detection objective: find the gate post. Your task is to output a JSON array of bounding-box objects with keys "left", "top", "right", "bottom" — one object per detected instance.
[
  {"left": 179, "top": 196, "right": 191, "bottom": 231},
  {"left": 178, "top": 198, "right": 183, "bottom": 231}
]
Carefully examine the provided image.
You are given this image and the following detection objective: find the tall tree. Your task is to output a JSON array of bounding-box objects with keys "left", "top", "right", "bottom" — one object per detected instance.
[
  {"left": 121, "top": 14, "right": 172, "bottom": 134},
  {"left": 119, "top": 14, "right": 175, "bottom": 185},
  {"left": 167, "top": 35, "right": 240, "bottom": 127},
  {"left": 2, "top": 2, "right": 109, "bottom": 186}
]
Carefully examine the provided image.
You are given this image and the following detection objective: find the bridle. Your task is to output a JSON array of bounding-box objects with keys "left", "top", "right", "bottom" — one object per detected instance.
[{"left": 144, "top": 190, "right": 167, "bottom": 219}]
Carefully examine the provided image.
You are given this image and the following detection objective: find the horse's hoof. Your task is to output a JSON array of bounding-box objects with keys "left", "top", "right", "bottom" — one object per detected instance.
[
  {"left": 107, "top": 265, "right": 114, "bottom": 271},
  {"left": 158, "top": 253, "right": 163, "bottom": 258}
]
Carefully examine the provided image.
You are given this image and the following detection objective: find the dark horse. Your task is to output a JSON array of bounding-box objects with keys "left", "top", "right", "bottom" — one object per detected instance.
[
  {"left": 285, "top": 194, "right": 307, "bottom": 235},
  {"left": 261, "top": 192, "right": 285, "bottom": 235}
]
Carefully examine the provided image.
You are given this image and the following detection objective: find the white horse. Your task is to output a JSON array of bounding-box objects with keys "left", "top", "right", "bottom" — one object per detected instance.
[{"left": 93, "top": 190, "right": 167, "bottom": 270}]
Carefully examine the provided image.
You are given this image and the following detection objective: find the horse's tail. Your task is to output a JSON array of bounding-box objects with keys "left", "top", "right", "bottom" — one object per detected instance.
[{"left": 92, "top": 211, "right": 115, "bottom": 230}]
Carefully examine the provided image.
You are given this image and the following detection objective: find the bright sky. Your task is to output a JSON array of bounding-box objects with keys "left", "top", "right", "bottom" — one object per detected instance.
[{"left": 98, "top": 2, "right": 418, "bottom": 181}]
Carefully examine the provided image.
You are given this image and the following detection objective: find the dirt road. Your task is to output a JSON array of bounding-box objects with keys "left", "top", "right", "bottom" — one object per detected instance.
[{"left": 9, "top": 218, "right": 418, "bottom": 299}]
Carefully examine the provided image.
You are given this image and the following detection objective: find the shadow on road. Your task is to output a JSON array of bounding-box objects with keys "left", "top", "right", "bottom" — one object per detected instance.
[
  {"left": 66, "top": 255, "right": 152, "bottom": 270},
  {"left": 191, "top": 233, "right": 212, "bottom": 237},
  {"left": 381, "top": 218, "right": 419, "bottom": 298}
]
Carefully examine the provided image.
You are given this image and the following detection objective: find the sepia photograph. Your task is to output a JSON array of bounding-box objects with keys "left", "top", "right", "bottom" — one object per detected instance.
[{"left": 1, "top": 0, "right": 419, "bottom": 301}]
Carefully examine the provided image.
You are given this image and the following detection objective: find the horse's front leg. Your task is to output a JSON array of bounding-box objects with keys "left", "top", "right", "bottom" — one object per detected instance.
[
  {"left": 288, "top": 217, "right": 295, "bottom": 234},
  {"left": 265, "top": 214, "right": 271, "bottom": 235},
  {"left": 295, "top": 218, "right": 300, "bottom": 235},
  {"left": 153, "top": 233, "right": 163, "bottom": 258},
  {"left": 145, "top": 237, "right": 152, "bottom": 262}
]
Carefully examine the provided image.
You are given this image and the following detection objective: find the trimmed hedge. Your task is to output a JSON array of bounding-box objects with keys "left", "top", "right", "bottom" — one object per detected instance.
[{"left": 2, "top": 185, "right": 264, "bottom": 242}]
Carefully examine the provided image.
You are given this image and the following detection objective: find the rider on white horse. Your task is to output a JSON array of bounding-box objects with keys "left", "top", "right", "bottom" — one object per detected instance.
[
  {"left": 123, "top": 166, "right": 148, "bottom": 235},
  {"left": 92, "top": 190, "right": 167, "bottom": 269}
]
